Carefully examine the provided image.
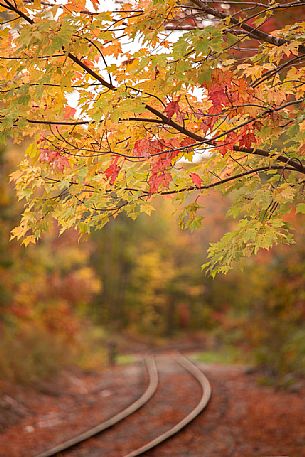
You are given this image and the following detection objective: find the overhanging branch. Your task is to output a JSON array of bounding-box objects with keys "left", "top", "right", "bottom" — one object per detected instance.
[{"left": 191, "top": 0, "right": 305, "bottom": 53}]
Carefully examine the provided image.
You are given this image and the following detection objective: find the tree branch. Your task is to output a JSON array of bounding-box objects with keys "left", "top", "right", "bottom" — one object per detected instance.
[
  {"left": 233, "top": 146, "right": 305, "bottom": 175},
  {"left": 191, "top": 0, "right": 305, "bottom": 53},
  {"left": 157, "top": 165, "right": 296, "bottom": 195},
  {"left": 1, "top": 1, "right": 204, "bottom": 142},
  {"left": 4, "top": 0, "right": 305, "bottom": 178}
]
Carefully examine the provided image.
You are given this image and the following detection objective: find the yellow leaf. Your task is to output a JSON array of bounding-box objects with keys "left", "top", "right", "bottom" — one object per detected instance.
[
  {"left": 22, "top": 235, "right": 36, "bottom": 246},
  {"left": 25, "top": 142, "right": 39, "bottom": 160}
]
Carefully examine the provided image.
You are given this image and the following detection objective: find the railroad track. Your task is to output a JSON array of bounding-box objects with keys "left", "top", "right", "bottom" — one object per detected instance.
[{"left": 34, "top": 354, "right": 211, "bottom": 457}]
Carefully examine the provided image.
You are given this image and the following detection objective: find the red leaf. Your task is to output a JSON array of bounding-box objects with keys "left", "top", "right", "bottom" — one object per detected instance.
[
  {"left": 64, "top": 105, "right": 76, "bottom": 119},
  {"left": 164, "top": 99, "right": 180, "bottom": 119},
  {"left": 217, "top": 130, "right": 240, "bottom": 156},
  {"left": 40, "top": 149, "right": 70, "bottom": 171},
  {"left": 247, "top": 17, "right": 276, "bottom": 33},
  {"left": 209, "top": 86, "right": 227, "bottom": 109},
  {"left": 105, "top": 156, "right": 121, "bottom": 185},
  {"left": 134, "top": 138, "right": 150, "bottom": 157},
  {"left": 180, "top": 137, "right": 196, "bottom": 148},
  {"left": 190, "top": 172, "right": 202, "bottom": 188},
  {"left": 239, "top": 130, "right": 257, "bottom": 149},
  {"left": 148, "top": 171, "right": 172, "bottom": 194},
  {"left": 54, "top": 155, "right": 70, "bottom": 171},
  {"left": 184, "top": 17, "right": 197, "bottom": 26},
  {"left": 133, "top": 138, "right": 163, "bottom": 157}
]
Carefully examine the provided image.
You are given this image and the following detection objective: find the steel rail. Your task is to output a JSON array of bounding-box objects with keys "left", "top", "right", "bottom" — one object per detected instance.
[
  {"left": 34, "top": 356, "right": 158, "bottom": 457},
  {"left": 123, "top": 354, "right": 212, "bottom": 457}
]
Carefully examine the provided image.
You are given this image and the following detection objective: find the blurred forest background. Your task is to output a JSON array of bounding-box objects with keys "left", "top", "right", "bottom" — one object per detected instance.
[{"left": 1, "top": 142, "right": 305, "bottom": 386}]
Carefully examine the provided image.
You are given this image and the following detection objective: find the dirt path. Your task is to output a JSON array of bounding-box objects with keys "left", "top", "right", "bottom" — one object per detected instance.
[
  {"left": 149, "top": 363, "right": 305, "bottom": 457},
  {"left": 0, "top": 358, "right": 304, "bottom": 457}
]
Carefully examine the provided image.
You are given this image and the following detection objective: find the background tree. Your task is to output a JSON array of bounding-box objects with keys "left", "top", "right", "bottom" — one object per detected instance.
[
  {"left": 237, "top": 211, "right": 305, "bottom": 381},
  {"left": 90, "top": 194, "right": 305, "bottom": 380},
  {"left": 2, "top": 139, "right": 305, "bottom": 382},
  {"left": 91, "top": 199, "right": 206, "bottom": 337},
  {"left": 0, "top": 142, "right": 101, "bottom": 383}
]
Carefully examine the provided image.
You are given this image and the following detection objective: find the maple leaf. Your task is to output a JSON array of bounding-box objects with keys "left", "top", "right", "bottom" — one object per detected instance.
[
  {"left": 64, "top": 106, "right": 76, "bottom": 119},
  {"left": 133, "top": 138, "right": 163, "bottom": 157},
  {"left": 247, "top": 17, "right": 276, "bottom": 33},
  {"left": 3, "top": 0, "right": 305, "bottom": 276},
  {"left": 164, "top": 98, "right": 181, "bottom": 119},
  {"left": 217, "top": 130, "right": 240, "bottom": 156},
  {"left": 205, "top": 72, "right": 231, "bottom": 109},
  {"left": 91, "top": 0, "right": 100, "bottom": 10},
  {"left": 102, "top": 43, "right": 122, "bottom": 57},
  {"left": 205, "top": 70, "right": 252, "bottom": 113},
  {"left": 239, "top": 128, "right": 257, "bottom": 149},
  {"left": 72, "top": 72, "right": 83, "bottom": 83},
  {"left": 190, "top": 172, "right": 203, "bottom": 188},
  {"left": 82, "top": 59, "right": 95, "bottom": 69},
  {"left": 148, "top": 171, "right": 172, "bottom": 194},
  {"left": 67, "top": 0, "right": 86, "bottom": 11},
  {"left": 209, "top": 86, "right": 227, "bottom": 109},
  {"left": 134, "top": 138, "right": 152, "bottom": 157},
  {"left": 180, "top": 137, "right": 196, "bottom": 148},
  {"left": 40, "top": 149, "right": 58, "bottom": 163},
  {"left": 147, "top": 148, "right": 179, "bottom": 193},
  {"left": 54, "top": 156, "right": 70, "bottom": 172},
  {"left": 105, "top": 156, "right": 122, "bottom": 185},
  {"left": 40, "top": 149, "right": 70, "bottom": 171},
  {"left": 150, "top": 151, "right": 178, "bottom": 175},
  {"left": 184, "top": 17, "right": 197, "bottom": 27}
]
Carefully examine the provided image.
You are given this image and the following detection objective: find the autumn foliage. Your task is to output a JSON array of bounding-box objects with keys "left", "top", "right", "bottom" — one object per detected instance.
[
  {"left": 0, "top": 143, "right": 101, "bottom": 382},
  {"left": 0, "top": 0, "right": 305, "bottom": 275}
]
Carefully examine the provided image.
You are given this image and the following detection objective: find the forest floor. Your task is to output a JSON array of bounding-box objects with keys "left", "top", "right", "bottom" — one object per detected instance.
[{"left": 0, "top": 355, "right": 304, "bottom": 457}]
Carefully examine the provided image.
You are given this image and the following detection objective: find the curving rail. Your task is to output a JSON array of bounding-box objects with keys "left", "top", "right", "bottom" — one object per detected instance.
[
  {"left": 33, "top": 354, "right": 211, "bottom": 457},
  {"left": 34, "top": 356, "right": 158, "bottom": 457},
  {"left": 123, "top": 354, "right": 212, "bottom": 457}
]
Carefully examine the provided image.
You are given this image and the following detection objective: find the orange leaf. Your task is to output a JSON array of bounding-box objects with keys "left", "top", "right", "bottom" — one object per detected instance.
[
  {"left": 91, "top": 0, "right": 100, "bottom": 9},
  {"left": 64, "top": 106, "right": 76, "bottom": 119},
  {"left": 67, "top": 0, "right": 86, "bottom": 12}
]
